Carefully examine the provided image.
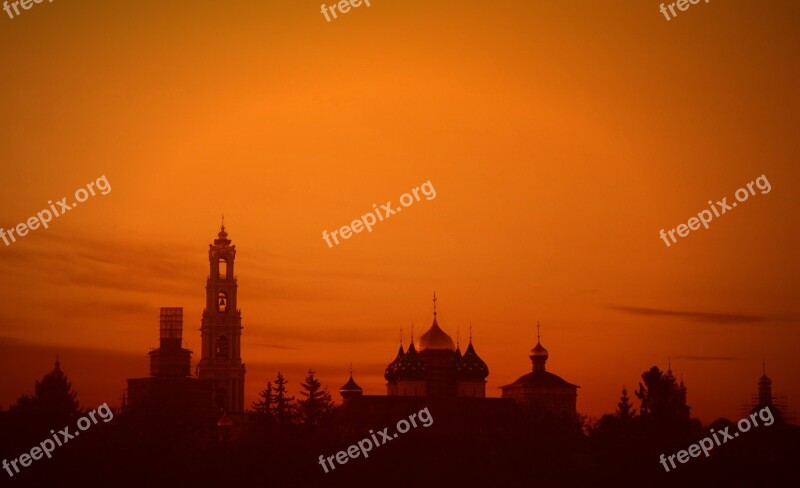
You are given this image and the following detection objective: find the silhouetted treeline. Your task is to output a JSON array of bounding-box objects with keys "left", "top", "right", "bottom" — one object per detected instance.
[{"left": 1, "top": 364, "right": 798, "bottom": 487}]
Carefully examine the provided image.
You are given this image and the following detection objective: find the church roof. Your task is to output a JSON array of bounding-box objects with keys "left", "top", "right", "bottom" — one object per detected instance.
[
  {"left": 456, "top": 341, "right": 489, "bottom": 380},
  {"left": 395, "top": 342, "right": 428, "bottom": 380},
  {"left": 213, "top": 219, "right": 232, "bottom": 247},
  {"left": 530, "top": 341, "right": 548, "bottom": 359},
  {"left": 502, "top": 370, "right": 579, "bottom": 390},
  {"left": 419, "top": 316, "right": 455, "bottom": 351},
  {"left": 384, "top": 344, "right": 405, "bottom": 382},
  {"left": 340, "top": 374, "right": 363, "bottom": 395},
  {"left": 419, "top": 292, "right": 455, "bottom": 351}
]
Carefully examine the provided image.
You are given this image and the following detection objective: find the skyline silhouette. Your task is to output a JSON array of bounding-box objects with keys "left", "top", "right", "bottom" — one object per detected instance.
[
  {"left": 0, "top": 224, "right": 794, "bottom": 427},
  {"left": 1, "top": 0, "right": 798, "bottom": 484}
]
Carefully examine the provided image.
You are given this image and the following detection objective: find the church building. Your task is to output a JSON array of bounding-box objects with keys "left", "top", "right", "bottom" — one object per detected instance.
[
  {"left": 500, "top": 325, "right": 579, "bottom": 416},
  {"left": 384, "top": 293, "right": 489, "bottom": 398},
  {"left": 197, "top": 223, "right": 247, "bottom": 414},
  {"left": 125, "top": 223, "right": 248, "bottom": 423}
]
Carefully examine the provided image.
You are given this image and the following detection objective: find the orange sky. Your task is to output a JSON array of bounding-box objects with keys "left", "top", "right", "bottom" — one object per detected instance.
[{"left": 0, "top": 0, "right": 798, "bottom": 424}]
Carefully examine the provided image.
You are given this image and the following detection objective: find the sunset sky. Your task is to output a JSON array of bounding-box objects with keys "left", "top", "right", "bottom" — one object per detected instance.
[{"left": 0, "top": 0, "right": 798, "bottom": 424}]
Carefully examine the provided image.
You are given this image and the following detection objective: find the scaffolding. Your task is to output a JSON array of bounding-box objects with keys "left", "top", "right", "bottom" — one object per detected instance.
[
  {"left": 151, "top": 307, "right": 191, "bottom": 377},
  {"left": 159, "top": 307, "right": 183, "bottom": 341},
  {"left": 741, "top": 394, "right": 795, "bottom": 425}
]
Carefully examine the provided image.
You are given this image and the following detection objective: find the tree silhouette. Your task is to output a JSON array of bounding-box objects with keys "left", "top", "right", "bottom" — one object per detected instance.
[
  {"left": 635, "top": 366, "right": 690, "bottom": 429},
  {"left": 270, "top": 372, "right": 295, "bottom": 425},
  {"left": 252, "top": 381, "right": 273, "bottom": 420},
  {"left": 13, "top": 358, "right": 80, "bottom": 425},
  {"left": 615, "top": 387, "right": 636, "bottom": 422},
  {"left": 297, "top": 369, "right": 333, "bottom": 426},
  {"left": 589, "top": 387, "right": 645, "bottom": 477}
]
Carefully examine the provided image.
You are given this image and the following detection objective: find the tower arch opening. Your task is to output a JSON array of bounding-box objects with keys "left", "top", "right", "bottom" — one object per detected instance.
[{"left": 217, "top": 291, "right": 228, "bottom": 312}]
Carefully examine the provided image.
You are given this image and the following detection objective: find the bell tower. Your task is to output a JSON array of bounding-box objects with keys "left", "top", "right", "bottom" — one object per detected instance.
[{"left": 197, "top": 220, "right": 246, "bottom": 413}]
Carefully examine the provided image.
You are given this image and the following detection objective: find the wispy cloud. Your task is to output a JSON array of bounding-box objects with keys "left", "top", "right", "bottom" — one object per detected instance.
[
  {"left": 2, "top": 231, "right": 200, "bottom": 295},
  {"left": 606, "top": 306, "right": 767, "bottom": 325},
  {"left": 674, "top": 355, "right": 742, "bottom": 361}
]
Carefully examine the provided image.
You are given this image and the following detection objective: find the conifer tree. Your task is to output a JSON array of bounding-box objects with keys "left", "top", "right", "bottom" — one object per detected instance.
[
  {"left": 297, "top": 369, "right": 334, "bottom": 426},
  {"left": 615, "top": 387, "right": 636, "bottom": 422},
  {"left": 252, "top": 381, "right": 273, "bottom": 419},
  {"left": 15, "top": 358, "right": 80, "bottom": 424},
  {"left": 271, "top": 372, "right": 295, "bottom": 425},
  {"left": 635, "top": 365, "right": 689, "bottom": 427}
]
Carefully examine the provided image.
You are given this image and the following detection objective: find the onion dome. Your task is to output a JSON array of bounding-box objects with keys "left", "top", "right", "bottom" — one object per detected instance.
[
  {"left": 384, "top": 343, "right": 405, "bottom": 382},
  {"left": 529, "top": 322, "right": 550, "bottom": 372},
  {"left": 456, "top": 340, "right": 489, "bottom": 381},
  {"left": 395, "top": 341, "right": 428, "bottom": 380},
  {"left": 419, "top": 293, "right": 455, "bottom": 351},
  {"left": 502, "top": 323, "right": 580, "bottom": 391},
  {"left": 419, "top": 316, "right": 455, "bottom": 351},
  {"left": 529, "top": 342, "right": 549, "bottom": 361},
  {"left": 340, "top": 371, "right": 363, "bottom": 399}
]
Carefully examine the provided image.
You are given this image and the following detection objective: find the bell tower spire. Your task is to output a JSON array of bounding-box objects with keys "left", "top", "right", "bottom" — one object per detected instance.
[{"left": 197, "top": 220, "right": 246, "bottom": 414}]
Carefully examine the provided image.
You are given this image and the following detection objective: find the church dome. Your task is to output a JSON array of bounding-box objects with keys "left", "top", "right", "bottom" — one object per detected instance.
[
  {"left": 456, "top": 341, "right": 489, "bottom": 380},
  {"left": 528, "top": 325, "right": 551, "bottom": 372},
  {"left": 395, "top": 342, "right": 428, "bottom": 380},
  {"left": 384, "top": 344, "right": 405, "bottom": 382},
  {"left": 419, "top": 316, "right": 455, "bottom": 351},
  {"left": 529, "top": 341, "right": 548, "bottom": 360},
  {"left": 340, "top": 373, "right": 363, "bottom": 399}
]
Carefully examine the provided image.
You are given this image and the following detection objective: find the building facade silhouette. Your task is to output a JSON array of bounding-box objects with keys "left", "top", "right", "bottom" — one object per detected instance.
[
  {"left": 741, "top": 362, "right": 793, "bottom": 423},
  {"left": 384, "top": 293, "right": 489, "bottom": 398},
  {"left": 197, "top": 224, "right": 246, "bottom": 414},
  {"left": 500, "top": 325, "right": 579, "bottom": 416},
  {"left": 126, "top": 307, "right": 214, "bottom": 418}
]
